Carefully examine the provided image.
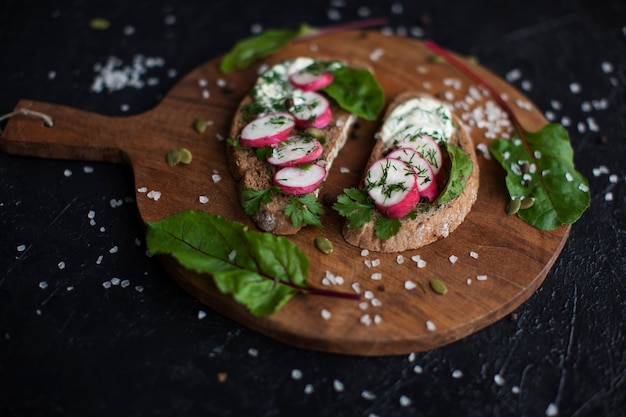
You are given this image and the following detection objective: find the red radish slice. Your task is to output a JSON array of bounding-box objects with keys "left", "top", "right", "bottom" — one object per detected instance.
[
  {"left": 239, "top": 112, "right": 295, "bottom": 148},
  {"left": 364, "top": 158, "right": 420, "bottom": 219},
  {"left": 386, "top": 148, "right": 438, "bottom": 202},
  {"left": 290, "top": 91, "right": 332, "bottom": 129},
  {"left": 266, "top": 135, "right": 323, "bottom": 168},
  {"left": 274, "top": 163, "right": 327, "bottom": 195},
  {"left": 289, "top": 69, "right": 334, "bottom": 91},
  {"left": 394, "top": 133, "right": 443, "bottom": 179}
]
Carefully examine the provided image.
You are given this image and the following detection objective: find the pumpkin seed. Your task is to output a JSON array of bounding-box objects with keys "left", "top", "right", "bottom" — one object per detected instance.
[
  {"left": 314, "top": 236, "right": 333, "bottom": 254},
  {"left": 193, "top": 118, "right": 207, "bottom": 133},
  {"left": 178, "top": 148, "right": 193, "bottom": 164},
  {"left": 89, "top": 18, "right": 111, "bottom": 31},
  {"left": 519, "top": 196, "right": 536, "bottom": 210},
  {"left": 166, "top": 149, "right": 181, "bottom": 166},
  {"left": 506, "top": 197, "right": 521, "bottom": 215},
  {"left": 429, "top": 279, "right": 448, "bottom": 295}
]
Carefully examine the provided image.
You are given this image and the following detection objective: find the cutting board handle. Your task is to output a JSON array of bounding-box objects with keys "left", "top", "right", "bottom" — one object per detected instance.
[{"left": 0, "top": 99, "right": 145, "bottom": 164}]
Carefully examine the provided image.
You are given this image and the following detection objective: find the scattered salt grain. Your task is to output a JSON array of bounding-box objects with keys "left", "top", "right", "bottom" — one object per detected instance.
[
  {"left": 198, "top": 310, "right": 207, "bottom": 319},
  {"left": 137, "top": 187, "right": 147, "bottom": 193},
  {"left": 96, "top": 255, "right": 103, "bottom": 265},
  {"left": 371, "top": 298, "right": 382, "bottom": 307},
  {"left": 569, "top": 82, "right": 581, "bottom": 94},
  {"left": 357, "top": 6, "right": 371, "bottom": 17},
  {"left": 247, "top": 348, "right": 258, "bottom": 357},
  {"left": 449, "top": 255, "right": 458, "bottom": 264},
  {"left": 521, "top": 80, "right": 533, "bottom": 91},
  {"left": 587, "top": 117, "right": 599, "bottom": 132},
  {"left": 405, "top": 281, "right": 416, "bottom": 290},
  {"left": 609, "top": 174, "right": 619, "bottom": 183},
  {"left": 413, "top": 364, "right": 423, "bottom": 374},
  {"left": 370, "top": 272, "right": 382, "bottom": 280},
  {"left": 469, "top": 251, "right": 478, "bottom": 259},
  {"left": 321, "top": 309, "right": 332, "bottom": 320},
  {"left": 147, "top": 190, "right": 161, "bottom": 201},
  {"left": 476, "top": 275, "right": 488, "bottom": 281},
  {"left": 339, "top": 166, "right": 350, "bottom": 173},
  {"left": 304, "top": 384, "right": 314, "bottom": 394},
  {"left": 17, "top": 244, "right": 26, "bottom": 252},
  {"left": 452, "top": 369, "right": 464, "bottom": 379},
  {"left": 369, "top": 48, "right": 384, "bottom": 61},
  {"left": 512, "top": 386, "right": 521, "bottom": 394},
  {"left": 399, "top": 395, "right": 412, "bottom": 407},
  {"left": 121, "top": 279, "right": 130, "bottom": 288},
  {"left": 39, "top": 281, "right": 48, "bottom": 289},
  {"left": 228, "top": 250, "right": 237, "bottom": 262},
  {"left": 123, "top": 25, "right": 135, "bottom": 36},
  {"left": 373, "top": 314, "right": 382, "bottom": 324},
  {"left": 83, "top": 166, "right": 94, "bottom": 173},
  {"left": 505, "top": 68, "right": 522, "bottom": 82},
  {"left": 67, "top": 286, "right": 74, "bottom": 291},
  {"left": 212, "top": 174, "right": 221, "bottom": 183},
  {"left": 199, "top": 196, "right": 209, "bottom": 204},
  {"left": 102, "top": 281, "right": 112, "bottom": 289},
  {"left": 333, "top": 379, "right": 344, "bottom": 392},
  {"left": 467, "top": 278, "right": 473, "bottom": 285},
  {"left": 351, "top": 282, "right": 361, "bottom": 294},
  {"left": 494, "top": 373, "right": 506, "bottom": 386},
  {"left": 360, "top": 249, "right": 370, "bottom": 257},
  {"left": 546, "top": 403, "right": 559, "bottom": 417},
  {"left": 426, "top": 320, "right": 436, "bottom": 331},
  {"left": 109, "top": 246, "right": 119, "bottom": 254},
  {"left": 58, "top": 261, "right": 66, "bottom": 270},
  {"left": 396, "top": 254, "right": 405, "bottom": 264},
  {"left": 64, "top": 169, "right": 72, "bottom": 177},
  {"left": 359, "top": 302, "right": 369, "bottom": 310},
  {"left": 327, "top": 8, "right": 341, "bottom": 21},
  {"left": 135, "top": 285, "right": 144, "bottom": 293},
  {"left": 411, "top": 255, "right": 427, "bottom": 268},
  {"left": 291, "top": 369, "right": 303, "bottom": 380},
  {"left": 111, "top": 277, "right": 121, "bottom": 286},
  {"left": 601, "top": 61, "right": 614, "bottom": 73},
  {"left": 364, "top": 291, "right": 374, "bottom": 300},
  {"left": 361, "top": 390, "right": 377, "bottom": 400},
  {"left": 605, "top": 192, "right": 614, "bottom": 202},
  {"left": 163, "top": 14, "right": 176, "bottom": 25},
  {"left": 360, "top": 314, "right": 372, "bottom": 326}
]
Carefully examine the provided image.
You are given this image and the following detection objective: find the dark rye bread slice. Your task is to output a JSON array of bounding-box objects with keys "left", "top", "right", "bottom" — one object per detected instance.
[
  {"left": 342, "top": 92, "right": 480, "bottom": 252},
  {"left": 227, "top": 85, "right": 357, "bottom": 235}
]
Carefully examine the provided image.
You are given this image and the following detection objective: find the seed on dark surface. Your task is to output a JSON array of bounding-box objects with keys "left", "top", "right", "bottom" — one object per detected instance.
[
  {"left": 519, "top": 196, "right": 535, "bottom": 210},
  {"left": 322, "top": 193, "right": 336, "bottom": 206},
  {"left": 520, "top": 161, "right": 530, "bottom": 173},
  {"left": 377, "top": 285, "right": 386, "bottom": 292},
  {"left": 193, "top": 118, "right": 207, "bottom": 133},
  {"left": 166, "top": 149, "right": 181, "bottom": 166},
  {"left": 506, "top": 198, "right": 521, "bottom": 215}
]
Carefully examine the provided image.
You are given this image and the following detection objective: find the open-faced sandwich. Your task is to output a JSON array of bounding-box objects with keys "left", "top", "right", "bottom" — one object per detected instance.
[
  {"left": 227, "top": 57, "right": 382, "bottom": 235},
  {"left": 333, "top": 92, "right": 479, "bottom": 252}
]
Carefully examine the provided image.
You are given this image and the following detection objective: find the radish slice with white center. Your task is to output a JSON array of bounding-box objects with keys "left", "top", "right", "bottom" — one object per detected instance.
[
  {"left": 274, "top": 163, "right": 327, "bottom": 195},
  {"left": 364, "top": 158, "right": 420, "bottom": 219},
  {"left": 266, "top": 135, "right": 323, "bottom": 167},
  {"left": 239, "top": 112, "right": 295, "bottom": 148},
  {"left": 290, "top": 91, "right": 332, "bottom": 129},
  {"left": 394, "top": 133, "right": 443, "bottom": 179},
  {"left": 386, "top": 148, "right": 438, "bottom": 202},
  {"left": 289, "top": 69, "right": 334, "bottom": 91}
]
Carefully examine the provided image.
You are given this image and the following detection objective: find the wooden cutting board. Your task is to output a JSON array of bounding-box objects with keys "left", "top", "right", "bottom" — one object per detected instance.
[{"left": 0, "top": 30, "right": 570, "bottom": 356}]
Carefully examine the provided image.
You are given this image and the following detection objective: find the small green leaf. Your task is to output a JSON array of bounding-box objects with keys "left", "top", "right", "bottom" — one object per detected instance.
[
  {"left": 323, "top": 66, "right": 385, "bottom": 120},
  {"left": 374, "top": 216, "right": 401, "bottom": 240},
  {"left": 242, "top": 187, "right": 276, "bottom": 215},
  {"left": 332, "top": 187, "right": 374, "bottom": 229},
  {"left": 490, "top": 124, "right": 590, "bottom": 230},
  {"left": 145, "top": 211, "right": 310, "bottom": 316},
  {"left": 437, "top": 142, "right": 473, "bottom": 205},
  {"left": 285, "top": 195, "right": 324, "bottom": 228},
  {"left": 219, "top": 24, "right": 314, "bottom": 73}
]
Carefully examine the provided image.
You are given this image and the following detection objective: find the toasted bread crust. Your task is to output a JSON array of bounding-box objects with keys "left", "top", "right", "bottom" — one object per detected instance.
[
  {"left": 227, "top": 69, "right": 357, "bottom": 235},
  {"left": 342, "top": 92, "right": 479, "bottom": 252}
]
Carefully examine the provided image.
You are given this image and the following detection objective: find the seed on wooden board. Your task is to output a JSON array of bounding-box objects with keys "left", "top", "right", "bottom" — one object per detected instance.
[
  {"left": 193, "top": 118, "right": 207, "bottom": 133},
  {"left": 506, "top": 198, "right": 521, "bottom": 215},
  {"left": 314, "top": 236, "right": 333, "bottom": 254},
  {"left": 519, "top": 196, "right": 535, "bottom": 210},
  {"left": 429, "top": 279, "right": 447, "bottom": 295},
  {"left": 178, "top": 148, "right": 193, "bottom": 164},
  {"left": 166, "top": 149, "right": 181, "bottom": 166}
]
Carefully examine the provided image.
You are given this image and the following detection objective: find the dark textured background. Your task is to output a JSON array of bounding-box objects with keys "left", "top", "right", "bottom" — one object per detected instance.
[{"left": 1, "top": 1, "right": 625, "bottom": 416}]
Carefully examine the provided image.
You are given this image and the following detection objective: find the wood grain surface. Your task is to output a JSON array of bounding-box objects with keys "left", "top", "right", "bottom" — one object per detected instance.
[{"left": 0, "top": 30, "right": 570, "bottom": 356}]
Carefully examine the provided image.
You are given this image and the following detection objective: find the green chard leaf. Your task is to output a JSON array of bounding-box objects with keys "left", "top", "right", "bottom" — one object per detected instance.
[
  {"left": 437, "top": 142, "right": 473, "bottom": 205},
  {"left": 489, "top": 124, "right": 590, "bottom": 230},
  {"left": 219, "top": 24, "right": 314, "bottom": 73},
  {"left": 145, "top": 211, "right": 310, "bottom": 317},
  {"left": 323, "top": 66, "right": 385, "bottom": 120}
]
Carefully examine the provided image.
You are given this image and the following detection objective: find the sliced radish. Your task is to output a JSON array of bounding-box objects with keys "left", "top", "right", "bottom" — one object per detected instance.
[
  {"left": 393, "top": 133, "right": 443, "bottom": 179},
  {"left": 266, "top": 135, "right": 323, "bottom": 168},
  {"left": 386, "top": 148, "right": 438, "bottom": 202},
  {"left": 364, "top": 158, "right": 420, "bottom": 219},
  {"left": 290, "top": 91, "right": 332, "bottom": 129},
  {"left": 239, "top": 112, "right": 295, "bottom": 148},
  {"left": 274, "top": 163, "right": 327, "bottom": 195},
  {"left": 289, "top": 68, "right": 334, "bottom": 91}
]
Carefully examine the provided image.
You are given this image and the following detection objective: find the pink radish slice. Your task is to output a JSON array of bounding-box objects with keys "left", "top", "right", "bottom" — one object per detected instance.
[
  {"left": 239, "top": 112, "right": 295, "bottom": 148},
  {"left": 266, "top": 135, "right": 323, "bottom": 167},
  {"left": 289, "top": 69, "right": 333, "bottom": 91},
  {"left": 290, "top": 91, "right": 332, "bottom": 129},
  {"left": 394, "top": 133, "right": 443, "bottom": 179},
  {"left": 274, "top": 163, "right": 327, "bottom": 195},
  {"left": 386, "top": 148, "right": 438, "bottom": 202},
  {"left": 364, "top": 158, "right": 420, "bottom": 219}
]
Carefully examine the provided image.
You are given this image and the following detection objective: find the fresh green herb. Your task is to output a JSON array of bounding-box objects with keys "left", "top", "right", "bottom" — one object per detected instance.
[
  {"left": 332, "top": 187, "right": 374, "bottom": 229},
  {"left": 490, "top": 125, "right": 589, "bottom": 229},
  {"left": 374, "top": 216, "right": 401, "bottom": 240},
  {"left": 424, "top": 40, "right": 589, "bottom": 230},
  {"left": 285, "top": 195, "right": 325, "bottom": 228},
  {"left": 240, "top": 101, "right": 266, "bottom": 124},
  {"left": 242, "top": 187, "right": 277, "bottom": 215},
  {"left": 145, "top": 211, "right": 358, "bottom": 317},
  {"left": 323, "top": 66, "right": 385, "bottom": 120},
  {"left": 437, "top": 142, "right": 473, "bottom": 205},
  {"left": 219, "top": 18, "right": 388, "bottom": 73},
  {"left": 255, "top": 147, "right": 273, "bottom": 161}
]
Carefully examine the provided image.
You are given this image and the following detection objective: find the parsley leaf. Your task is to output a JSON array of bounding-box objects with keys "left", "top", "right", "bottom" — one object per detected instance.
[
  {"left": 242, "top": 187, "right": 276, "bottom": 215},
  {"left": 332, "top": 187, "right": 374, "bottom": 229},
  {"left": 374, "top": 217, "right": 401, "bottom": 240},
  {"left": 285, "top": 195, "right": 324, "bottom": 228}
]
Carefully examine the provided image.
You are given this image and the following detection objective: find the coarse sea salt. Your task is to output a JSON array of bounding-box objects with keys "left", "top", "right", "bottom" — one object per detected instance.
[
  {"left": 199, "top": 196, "right": 209, "bottom": 204},
  {"left": 321, "top": 309, "right": 332, "bottom": 320}
]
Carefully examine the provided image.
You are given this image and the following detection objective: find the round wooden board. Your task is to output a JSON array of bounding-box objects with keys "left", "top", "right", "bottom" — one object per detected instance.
[{"left": 0, "top": 31, "right": 570, "bottom": 356}]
